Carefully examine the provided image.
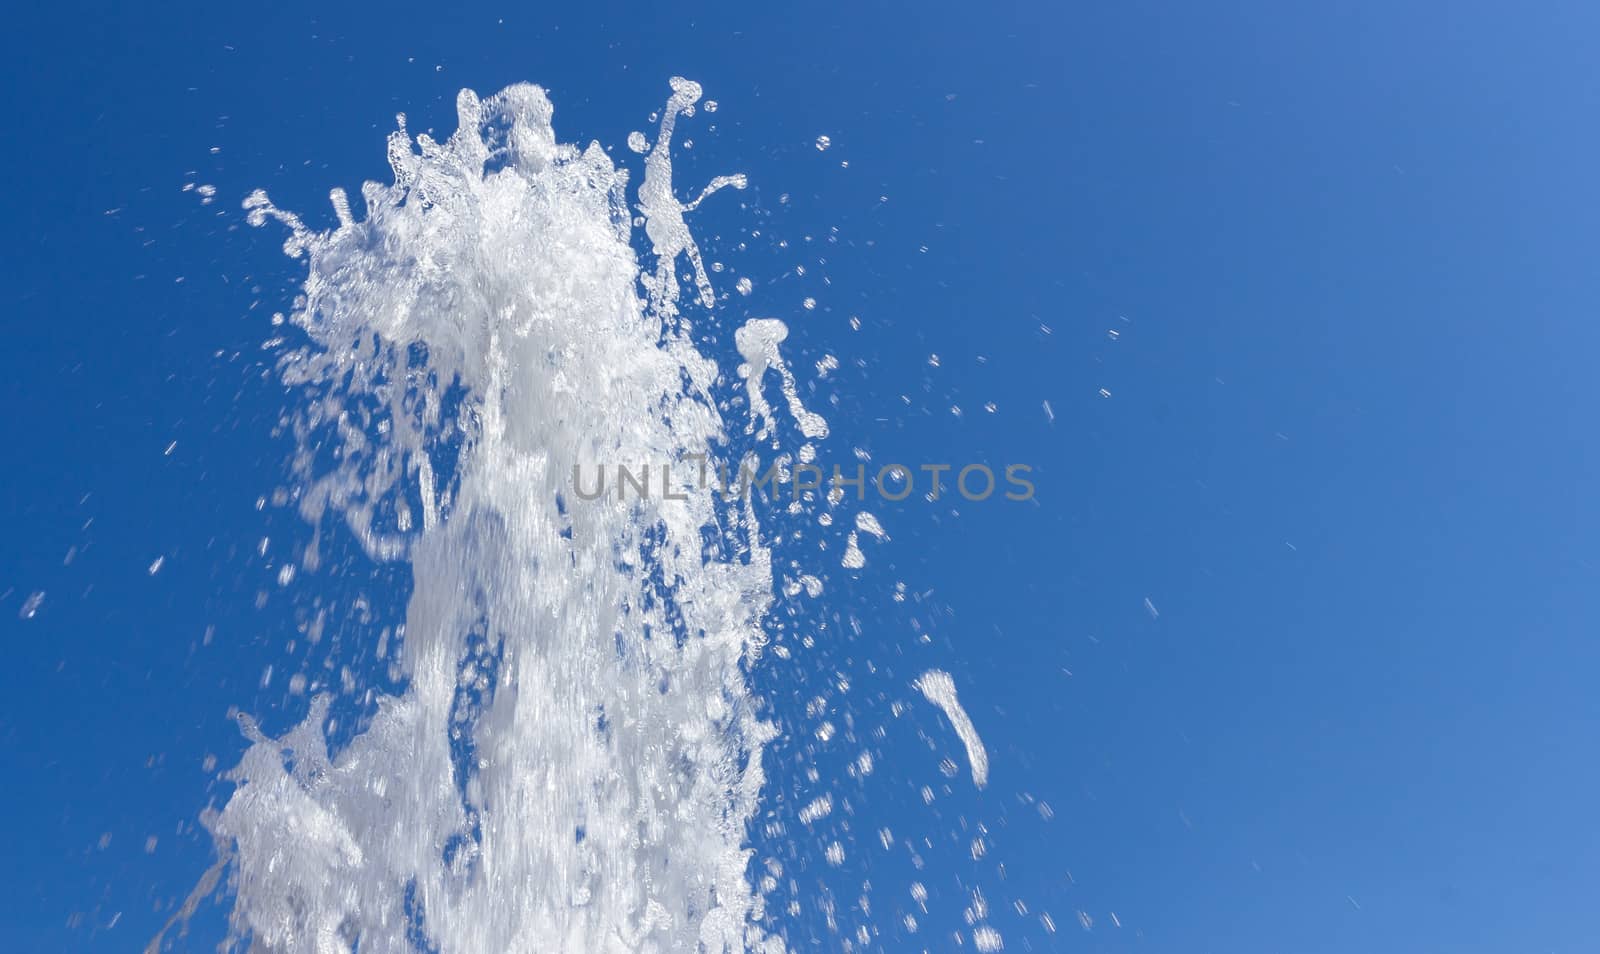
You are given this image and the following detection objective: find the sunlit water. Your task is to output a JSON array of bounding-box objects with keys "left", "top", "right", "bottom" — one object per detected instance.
[{"left": 156, "top": 79, "right": 991, "bottom": 953}]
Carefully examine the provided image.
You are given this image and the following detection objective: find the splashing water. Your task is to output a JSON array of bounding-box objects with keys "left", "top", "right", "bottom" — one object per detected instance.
[
  {"left": 170, "top": 78, "right": 799, "bottom": 954},
  {"left": 159, "top": 77, "right": 995, "bottom": 954},
  {"left": 915, "top": 670, "right": 988, "bottom": 789}
]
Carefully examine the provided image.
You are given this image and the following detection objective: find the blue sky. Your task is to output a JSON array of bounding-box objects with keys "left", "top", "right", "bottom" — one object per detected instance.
[{"left": 4, "top": 0, "right": 1600, "bottom": 950}]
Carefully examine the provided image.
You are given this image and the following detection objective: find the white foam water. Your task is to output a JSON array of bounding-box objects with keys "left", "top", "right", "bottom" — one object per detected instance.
[
  {"left": 154, "top": 77, "right": 1003, "bottom": 954},
  {"left": 170, "top": 79, "right": 811, "bottom": 954}
]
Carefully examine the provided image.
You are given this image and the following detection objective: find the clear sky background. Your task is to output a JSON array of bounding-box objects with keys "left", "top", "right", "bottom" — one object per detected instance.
[{"left": 4, "top": 1, "right": 1600, "bottom": 951}]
